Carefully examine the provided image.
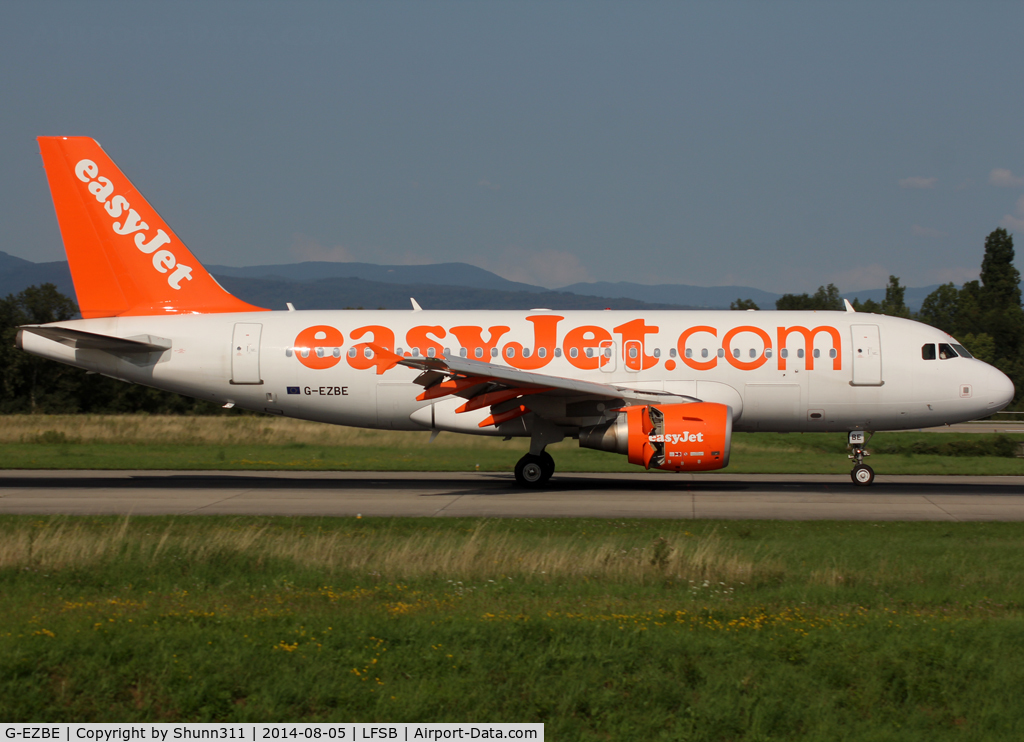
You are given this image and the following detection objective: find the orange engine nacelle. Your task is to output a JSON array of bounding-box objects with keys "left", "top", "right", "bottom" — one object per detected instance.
[{"left": 578, "top": 402, "right": 732, "bottom": 472}]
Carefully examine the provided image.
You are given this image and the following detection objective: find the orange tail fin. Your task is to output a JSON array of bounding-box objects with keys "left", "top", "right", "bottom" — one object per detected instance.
[{"left": 38, "top": 137, "right": 266, "bottom": 318}]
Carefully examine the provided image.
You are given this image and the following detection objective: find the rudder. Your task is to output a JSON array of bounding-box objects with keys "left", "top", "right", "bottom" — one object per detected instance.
[{"left": 38, "top": 136, "right": 266, "bottom": 318}]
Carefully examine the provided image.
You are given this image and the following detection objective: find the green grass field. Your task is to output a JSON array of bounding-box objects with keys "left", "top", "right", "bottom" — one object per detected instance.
[
  {"left": 0, "top": 414, "right": 1023, "bottom": 475},
  {"left": 3, "top": 515, "right": 1024, "bottom": 738}
]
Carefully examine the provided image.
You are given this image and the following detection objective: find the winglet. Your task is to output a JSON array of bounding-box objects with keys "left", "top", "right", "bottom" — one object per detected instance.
[
  {"left": 410, "top": 297, "right": 423, "bottom": 312},
  {"left": 37, "top": 137, "right": 267, "bottom": 318},
  {"left": 844, "top": 299, "right": 856, "bottom": 313}
]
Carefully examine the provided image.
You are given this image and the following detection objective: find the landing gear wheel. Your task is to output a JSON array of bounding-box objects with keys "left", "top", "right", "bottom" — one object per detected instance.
[
  {"left": 538, "top": 451, "right": 555, "bottom": 480},
  {"left": 851, "top": 464, "right": 874, "bottom": 486},
  {"left": 515, "top": 453, "right": 553, "bottom": 487}
]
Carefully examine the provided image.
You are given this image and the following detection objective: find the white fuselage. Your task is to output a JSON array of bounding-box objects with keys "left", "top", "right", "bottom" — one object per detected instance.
[{"left": 20, "top": 309, "right": 1014, "bottom": 436}]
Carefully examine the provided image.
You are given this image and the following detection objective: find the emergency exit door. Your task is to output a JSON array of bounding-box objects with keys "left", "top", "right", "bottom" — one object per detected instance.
[
  {"left": 851, "top": 324, "right": 882, "bottom": 386},
  {"left": 231, "top": 323, "right": 263, "bottom": 385}
]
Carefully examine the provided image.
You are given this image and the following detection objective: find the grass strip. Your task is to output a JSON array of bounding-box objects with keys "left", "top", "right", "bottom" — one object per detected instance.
[
  {"left": 4, "top": 441, "right": 1024, "bottom": 475},
  {"left": 1, "top": 415, "right": 1023, "bottom": 473},
  {"left": 2, "top": 515, "right": 1024, "bottom": 739}
]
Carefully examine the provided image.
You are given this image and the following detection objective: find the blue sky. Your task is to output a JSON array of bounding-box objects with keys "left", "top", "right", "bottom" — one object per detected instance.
[{"left": 2, "top": 1, "right": 1023, "bottom": 292}]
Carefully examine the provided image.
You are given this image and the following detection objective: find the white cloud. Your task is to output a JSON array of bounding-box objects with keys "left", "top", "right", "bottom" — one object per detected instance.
[
  {"left": 1000, "top": 194, "right": 1024, "bottom": 232},
  {"left": 290, "top": 233, "right": 357, "bottom": 262},
  {"left": 898, "top": 176, "right": 937, "bottom": 189},
  {"left": 289, "top": 233, "right": 429, "bottom": 265},
  {"left": 469, "top": 246, "right": 593, "bottom": 288},
  {"left": 911, "top": 224, "right": 946, "bottom": 239},
  {"left": 827, "top": 263, "right": 892, "bottom": 292},
  {"left": 989, "top": 168, "right": 1024, "bottom": 188},
  {"left": 924, "top": 266, "right": 981, "bottom": 285}
]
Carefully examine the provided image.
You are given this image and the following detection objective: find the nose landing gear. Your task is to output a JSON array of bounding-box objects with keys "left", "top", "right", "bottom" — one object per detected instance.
[
  {"left": 514, "top": 451, "right": 555, "bottom": 486},
  {"left": 848, "top": 431, "right": 874, "bottom": 486}
]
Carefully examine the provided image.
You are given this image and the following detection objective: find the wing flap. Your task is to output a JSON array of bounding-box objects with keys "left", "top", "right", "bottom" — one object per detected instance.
[{"left": 366, "top": 343, "right": 699, "bottom": 427}]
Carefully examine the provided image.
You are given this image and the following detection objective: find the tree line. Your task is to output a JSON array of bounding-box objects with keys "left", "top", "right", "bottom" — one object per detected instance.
[
  {"left": 2, "top": 228, "right": 1020, "bottom": 413},
  {"left": 0, "top": 284, "right": 229, "bottom": 415}
]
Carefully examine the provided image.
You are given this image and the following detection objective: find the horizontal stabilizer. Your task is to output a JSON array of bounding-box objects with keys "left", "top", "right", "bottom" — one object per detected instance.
[{"left": 17, "top": 325, "right": 172, "bottom": 354}]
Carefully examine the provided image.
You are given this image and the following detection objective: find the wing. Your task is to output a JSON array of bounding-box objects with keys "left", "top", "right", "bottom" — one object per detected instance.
[{"left": 367, "top": 344, "right": 698, "bottom": 428}]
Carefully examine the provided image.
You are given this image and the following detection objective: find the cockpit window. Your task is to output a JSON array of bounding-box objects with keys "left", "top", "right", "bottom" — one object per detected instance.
[
  {"left": 938, "top": 343, "right": 958, "bottom": 360},
  {"left": 951, "top": 343, "right": 973, "bottom": 359},
  {"left": 922, "top": 344, "right": 936, "bottom": 360}
]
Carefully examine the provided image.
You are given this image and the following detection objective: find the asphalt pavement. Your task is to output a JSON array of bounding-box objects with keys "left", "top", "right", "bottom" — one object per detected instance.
[{"left": 1, "top": 470, "right": 1022, "bottom": 520}]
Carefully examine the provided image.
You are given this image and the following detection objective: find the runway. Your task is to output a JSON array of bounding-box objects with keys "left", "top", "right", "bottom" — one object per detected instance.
[{"left": 1, "top": 470, "right": 1023, "bottom": 520}]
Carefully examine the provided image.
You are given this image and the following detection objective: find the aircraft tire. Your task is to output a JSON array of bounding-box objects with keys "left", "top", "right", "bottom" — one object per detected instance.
[
  {"left": 851, "top": 464, "right": 875, "bottom": 486},
  {"left": 538, "top": 451, "right": 555, "bottom": 480},
  {"left": 515, "top": 454, "right": 551, "bottom": 487}
]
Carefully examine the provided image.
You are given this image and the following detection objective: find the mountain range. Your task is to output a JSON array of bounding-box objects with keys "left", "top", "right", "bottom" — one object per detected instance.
[{"left": 0, "top": 250, "right": 945, "bottom": 312}]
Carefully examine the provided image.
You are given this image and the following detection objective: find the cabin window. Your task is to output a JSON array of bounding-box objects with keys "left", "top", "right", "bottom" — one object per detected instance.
[
  {"left": 491, "top": 348, "right": 498, "bottom": 358},
  {"left": 523, "top": 348, "right": 531, "bottom": 358},
  {"left": 586, "top": 348, "right": 594, "bottom": 358},
  {"left": 732, "top": 348, "right": 740, "bottom": 358},
  {"left": 813, "top": 349, "right": 820, "bottom": 359},
  {"left": 628, "top": 347, "right": 638, "bottom": 359},
  {"left": 332, "top": 348, "right": 341, "bottom": 358},
  {"left": 443, "top": 347, "right": 451, "bottom": 356},
  {"left": 938, "top": 343, "right": 958, "bottom": 360},
  {"left": 412, "top": 348, "right": 421, "bottom": 357},
  {"left": 538, "top": 348, "right": 546, "bottom": 358},
  {"left": 829, "top": 348, "right": 837, "bottom": 359},
  {"left": 797, "top": 349, "right": 805, "bottom": 359},
  {"left": 922, "top": 344, "right": 936, "bottom": 360},
  {"left": 285, "top": 348, "right": 293, "bottom": 358},
  {"left": 506, "top": 347, "right": 514, "bottom": 358},
  {"left": 653, "top": 348, "right": 661, "bottom": 358},
  {"left": 951, "top": 344, "right": 973, "bottom": 358},
  {"left": 701, "top": 348, "right": 709, "bottom": 358},
  {"left": 781, "top": 349, "right": 788, "bottom": 359},
  {"left": 555, "top": 348, "right": 563, "bottom": 358},
  {"left": 749, "top": 348, "right": 757, "bottom": 359},
  {"left": 765, "top": 348, "right": 773, "bottom": 359},
  {"left": 347, "top": 348, "right": 357, "bottom": 358},
  {"left": 570, "top": 347, "right": 579, "bottom": 358},
  {"left": 427, "top": 348, "right": 436, "bottom": 358},
  {"left": 717, "top": 348, "right": 725, "bottom": 358},
  {"left": 604, "top": 348, "right": 612, "bottom": 358},
  {"left": 316, "top": 347, "right": 325, "bottom": 358},
  {"left": 685, "top": 348, "right": 693, "bottom": 358},
  {"left": 364, "top": 348, "right": 373, "bottom": 359},
  {"left": 474, "top": 347, "right": 483, "bottom": 358},
  {"left": 460, "top": 347, "right": 467, "bottom": 358},
  {"left": 300, "top": 348, "right": 309, "bottom": 358}
]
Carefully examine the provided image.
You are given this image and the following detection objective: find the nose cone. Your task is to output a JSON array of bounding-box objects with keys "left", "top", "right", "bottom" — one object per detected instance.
[{"left": 984, "top": 364, "right": 1015, "bottom": 412}]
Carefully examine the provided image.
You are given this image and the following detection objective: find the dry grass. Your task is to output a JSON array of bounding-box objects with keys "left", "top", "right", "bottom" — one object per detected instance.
[
  {"left": 0, "top": 414, "right": 523, "bottom": 449},
  {"left": 0, "top": 517, "right": 775, "bottom": 584}
]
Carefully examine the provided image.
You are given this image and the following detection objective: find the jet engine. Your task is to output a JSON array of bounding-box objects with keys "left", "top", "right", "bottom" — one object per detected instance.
[{"left": 579, "top": 402, "right": 732, "bottom": 471}]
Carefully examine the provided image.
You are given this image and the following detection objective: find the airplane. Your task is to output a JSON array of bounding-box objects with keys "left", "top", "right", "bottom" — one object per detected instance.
[{"left": 16, "top": 137, "right": 1015, "bottom": 487}]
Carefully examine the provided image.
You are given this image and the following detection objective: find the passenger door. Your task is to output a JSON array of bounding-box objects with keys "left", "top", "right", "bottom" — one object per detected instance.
[
  {"left": 851, "top": 324, "right": 882, "bottom": 386},
  {"left": 231, "top": 323, "right": 263, "bottom": 385}
]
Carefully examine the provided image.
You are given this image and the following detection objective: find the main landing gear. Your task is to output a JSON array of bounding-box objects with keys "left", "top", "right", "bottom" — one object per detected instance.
[
  {"left": 848, "top": 431, "right": 874, "bottom": 486},
  {"left": 514, "top": 451, "right": 555, "bottom": 486}
]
